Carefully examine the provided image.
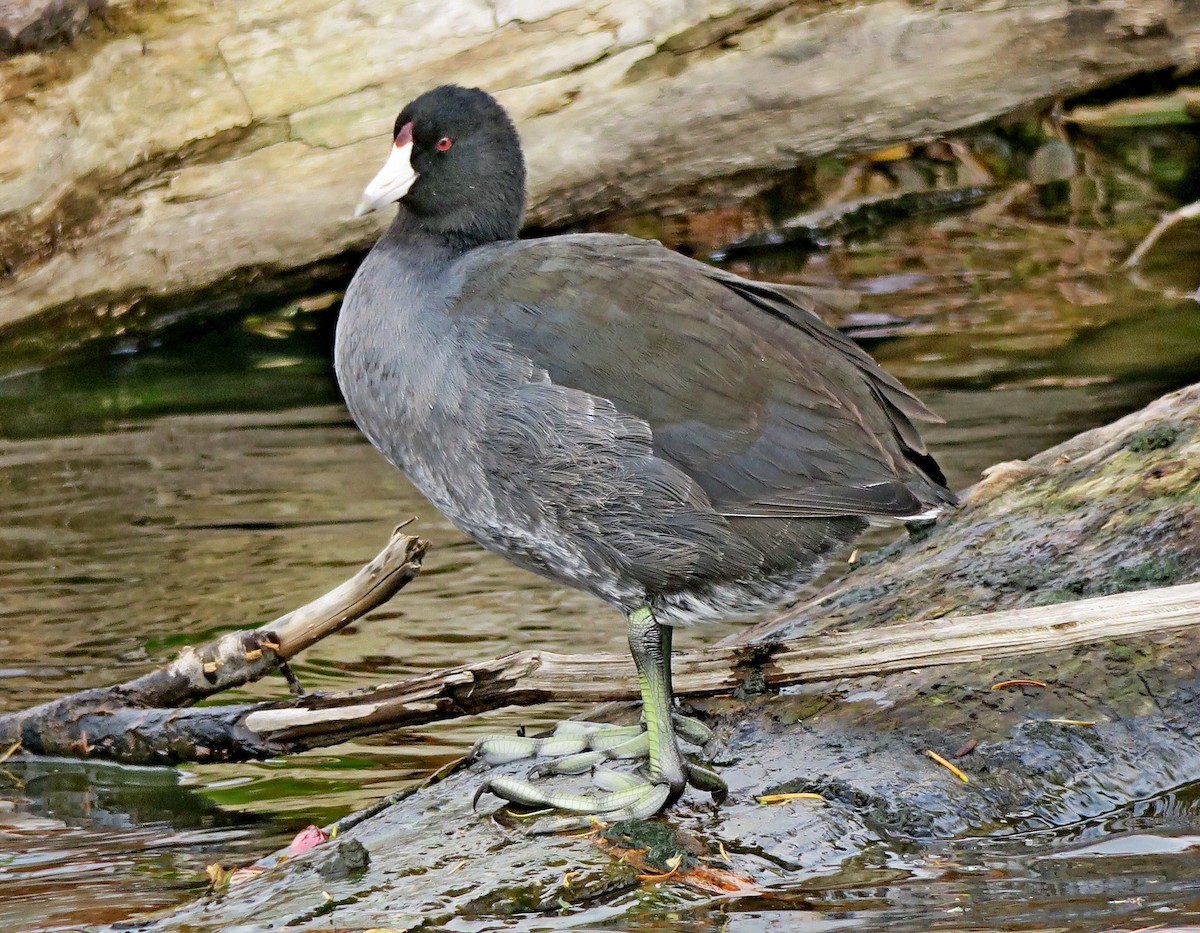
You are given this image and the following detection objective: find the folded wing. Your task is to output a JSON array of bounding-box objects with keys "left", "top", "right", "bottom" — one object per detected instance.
[{"left": 449, "top": 233, "right": 956, "bottom": 522}]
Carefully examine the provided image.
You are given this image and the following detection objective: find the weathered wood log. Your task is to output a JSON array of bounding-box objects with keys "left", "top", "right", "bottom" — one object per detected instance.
[
  {"left": 4, "top": 580, "right": 1198, "bottom": 765},
  {"left": 123, "top": 383, "right": 1200, "bottom": 931},
  {"left": 2, "top": 0, "right": 1199, "bottom": 370}
]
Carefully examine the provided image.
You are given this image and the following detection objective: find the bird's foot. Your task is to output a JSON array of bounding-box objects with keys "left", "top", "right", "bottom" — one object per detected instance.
[
  {"left": 475, "top": 768, "right": 672, "bottom": 825},
  {"left": 473, "top": 714, "right": 718, "bottom": 775},
  {"left": 470, "top": 714, "right": 726, "bottom": 828}
]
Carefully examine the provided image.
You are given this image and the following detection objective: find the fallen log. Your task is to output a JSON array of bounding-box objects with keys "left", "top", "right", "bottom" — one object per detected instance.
[
  {"left": 4, "top": 579, "right": 1198, "bottom": 765},
  {"left": 2, "top": 0, "right": 1199, "bottom": 370},
  {"left": 107, "top": 382, "right": 1199, "bottom": 931}
]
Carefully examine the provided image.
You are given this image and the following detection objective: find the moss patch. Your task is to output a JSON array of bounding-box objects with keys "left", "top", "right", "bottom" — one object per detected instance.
[
  {"left": 1126, "top": 424, "right": 1182, "bottom": 453},
  {"left": 1106, "top": 558, "right": 1182, "bottom": 593},
  {"left": 599, "top": 820, "right": 700, "bottom": 873}
]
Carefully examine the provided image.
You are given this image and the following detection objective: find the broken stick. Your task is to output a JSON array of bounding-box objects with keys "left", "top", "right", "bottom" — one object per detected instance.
[
  {"left": 0, "top": 531, "right": 427, "bottom": 760},
  {"left": 1124, "top": 197, "right": 1200, "bottom": 269}
]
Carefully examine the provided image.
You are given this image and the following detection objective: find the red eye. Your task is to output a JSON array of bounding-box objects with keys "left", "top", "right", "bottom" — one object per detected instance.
[{"left": 436, "top": 136, "right": 453, "bottom": 152}]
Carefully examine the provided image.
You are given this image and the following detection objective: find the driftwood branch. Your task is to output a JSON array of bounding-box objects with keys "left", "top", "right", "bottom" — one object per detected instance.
[
  {"left": 127, "top": 529, "right": 427, "bottom": 707},
  {"left": 4, "top": 574, "right": 1196, "bottom": 765},
  {"left": 0, "top": 531, "right": 427, "bottom": 759},
  {"left": 1124, "top": 197, "right": 1200, "bottom": 269}
]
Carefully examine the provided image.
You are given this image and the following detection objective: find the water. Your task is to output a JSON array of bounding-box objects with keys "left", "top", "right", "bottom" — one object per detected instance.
[{"left": 1, "top": 126, "right": 1199, "bottom": 930}]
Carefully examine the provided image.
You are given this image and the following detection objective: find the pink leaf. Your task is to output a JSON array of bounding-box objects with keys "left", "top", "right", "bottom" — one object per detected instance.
[{"left": 289, "top": 824, "right": 330, "bottom": 855}]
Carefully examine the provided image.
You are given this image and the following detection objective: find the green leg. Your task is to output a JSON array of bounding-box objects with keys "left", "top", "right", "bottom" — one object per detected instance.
[
  {"left": 628, "top": 606, "right": 688, "bottom": 802},
  {"left": 659, "top": 620, "right": 674, "bottom": 696},
  {"left": 472, "top": 605, "right": 724, "bottom": 822}
]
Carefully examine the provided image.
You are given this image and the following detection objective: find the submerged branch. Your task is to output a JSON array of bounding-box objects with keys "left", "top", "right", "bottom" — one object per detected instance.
[{"left": 1124, "top": 197, "right": 1200, "bottom": 269}]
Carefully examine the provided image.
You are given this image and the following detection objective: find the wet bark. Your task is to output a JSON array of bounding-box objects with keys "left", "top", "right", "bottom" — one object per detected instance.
[
  {"left": 118, "top": 383, "right": 1199, "bottom": 931},
  {"left": 2, "top": 0, "right": 1199, "bottom": 371}
]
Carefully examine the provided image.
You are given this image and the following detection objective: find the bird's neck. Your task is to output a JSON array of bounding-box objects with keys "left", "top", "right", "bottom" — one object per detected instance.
[
  {"left": 378, "top": 208, "right": 467, "bottom": 267},
  {"left": 387, "top": 203, "right": 517, "bottom": 256}
]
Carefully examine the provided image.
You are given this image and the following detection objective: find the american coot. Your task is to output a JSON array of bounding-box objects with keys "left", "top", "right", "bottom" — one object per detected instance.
[{"left": 339, "top": 85, "right": 955, "bottom": 821}]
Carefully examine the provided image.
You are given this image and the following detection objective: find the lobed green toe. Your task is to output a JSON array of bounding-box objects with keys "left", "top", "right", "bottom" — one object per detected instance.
[
  {"left": 481, "top": 773, "right": 672, "bottom": 816},
  {"left": 469, "top": 609, "right": 727, "bottom": 824},
  {"left": 685, "top": 760, "right": 728, "bottom": 800},
  {"left": 671, "top": 711, "right": 717, "bottom": 748}
]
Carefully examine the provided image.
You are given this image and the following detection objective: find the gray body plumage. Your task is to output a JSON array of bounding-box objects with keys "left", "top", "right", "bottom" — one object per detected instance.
[{"left": 336, "top": 221, "right": 954, "bottom": 625}]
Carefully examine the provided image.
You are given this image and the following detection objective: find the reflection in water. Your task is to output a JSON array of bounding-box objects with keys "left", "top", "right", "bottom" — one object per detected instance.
[
  {"left": 1, "top": 130, "right": 1199, "bottom": 930},
  {"left": 0, "top": 760, "right": 275, "bottom": 931}
]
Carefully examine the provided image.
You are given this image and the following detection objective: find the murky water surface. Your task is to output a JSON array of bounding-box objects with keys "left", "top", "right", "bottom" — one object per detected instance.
[{"left": 1, "top": 122, "right": 1199, "bottom": 931}]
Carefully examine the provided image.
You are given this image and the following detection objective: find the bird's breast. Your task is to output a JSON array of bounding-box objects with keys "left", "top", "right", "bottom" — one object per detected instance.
[{"left": 336, "top": 294, "right": 502, "bottom": 516}]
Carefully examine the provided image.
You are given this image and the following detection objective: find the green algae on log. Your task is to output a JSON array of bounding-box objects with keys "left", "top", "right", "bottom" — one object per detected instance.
[
  {"left": 2, "top": 0, "right": 1200, "bottom": 370},
  {"left": 124, "top": 385, "right": 1200, "bottom": 931}
]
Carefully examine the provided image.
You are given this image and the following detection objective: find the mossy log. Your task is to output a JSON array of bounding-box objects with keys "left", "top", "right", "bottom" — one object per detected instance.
[
  {"left": 2, "top": 0, "right": 1200, "bottom": 370},
  {"left": 123, "top": 384, "right": 1200, "bottom": 932}
]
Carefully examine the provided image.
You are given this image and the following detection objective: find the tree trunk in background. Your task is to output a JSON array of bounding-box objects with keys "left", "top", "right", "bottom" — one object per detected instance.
[
  {"left": 0, "top": 0, "right": 1197, "bottom": 367},
  {"left": 126, "top": 385, "right": 1199, "bottom": 932}
]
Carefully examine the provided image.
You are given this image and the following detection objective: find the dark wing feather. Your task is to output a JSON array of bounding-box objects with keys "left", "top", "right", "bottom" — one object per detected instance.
[
  {"left": 703, "top": 266, "right": 951, "bottom": 490},
  {"left": 450, "top": 233, "right": 954, "bottom": 521}
]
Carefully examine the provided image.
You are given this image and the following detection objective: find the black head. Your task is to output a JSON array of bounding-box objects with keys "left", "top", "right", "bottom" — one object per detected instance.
[{"left": 355, "top": 85, "right": 526, "bottom": 251}]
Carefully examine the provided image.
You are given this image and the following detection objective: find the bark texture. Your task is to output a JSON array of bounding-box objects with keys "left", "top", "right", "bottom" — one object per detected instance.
[{"left": 1, "top": 0, "right": 1198, "bottom": 369}]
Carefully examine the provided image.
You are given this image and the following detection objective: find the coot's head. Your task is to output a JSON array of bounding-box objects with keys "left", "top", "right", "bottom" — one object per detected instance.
[{"left": 355, "top": 85, "right": 526, "bottom": 249}]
